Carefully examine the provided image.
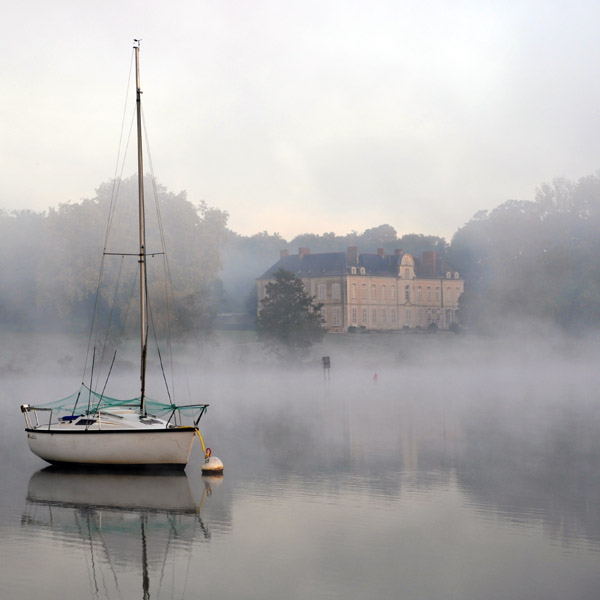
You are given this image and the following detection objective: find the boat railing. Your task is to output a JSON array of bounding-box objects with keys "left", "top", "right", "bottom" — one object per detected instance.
[
  {"left": 21, "top": 402, "right": 210, "bottom": 430},
  {"left": 165, "top": 404, "right": 209, "bottom": 428},
  {"left": 21, "top": 405, "right": 54, "bottom": 430}
]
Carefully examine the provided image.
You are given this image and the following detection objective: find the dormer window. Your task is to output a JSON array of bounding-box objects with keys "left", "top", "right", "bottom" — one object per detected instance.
[
  {"left": 400, "top": 253, "right": 415, "bottom": 279},
  {"left": 360, "top": 267, "right": 366, "bottom": 275},
  {"left": 351, "top": 267, "right": 357, "bottom": 274},
  {"left": 446, "top": 272, "right": 451, "bottom": 279},
  {"left": 454, "top": 272, "right": 459, "bottom": 279}
]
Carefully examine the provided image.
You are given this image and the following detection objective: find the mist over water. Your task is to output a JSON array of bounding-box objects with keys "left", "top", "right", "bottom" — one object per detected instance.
[{"left": 2, "top": 331, "right": 600, "bottom": 599}]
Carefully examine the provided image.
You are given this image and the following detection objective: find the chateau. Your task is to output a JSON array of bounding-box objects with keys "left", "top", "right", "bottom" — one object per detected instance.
[{"left": 257, "top": 247, "right": 464, "bottom": 332}]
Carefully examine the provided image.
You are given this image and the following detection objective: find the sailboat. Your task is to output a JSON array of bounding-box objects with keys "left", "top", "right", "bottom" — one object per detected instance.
[{"left": 20, "top": 42, "right": 223, "bottom": 472}]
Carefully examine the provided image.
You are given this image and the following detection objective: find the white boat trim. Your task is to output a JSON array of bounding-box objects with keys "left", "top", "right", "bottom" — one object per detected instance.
[{"left": 25, "top": 427, "right": 197, "bottom": 467}]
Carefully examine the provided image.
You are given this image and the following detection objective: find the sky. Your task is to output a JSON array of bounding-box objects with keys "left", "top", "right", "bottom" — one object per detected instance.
[{"left": 3, "top": 0, "right": 600, "bottom": 241}]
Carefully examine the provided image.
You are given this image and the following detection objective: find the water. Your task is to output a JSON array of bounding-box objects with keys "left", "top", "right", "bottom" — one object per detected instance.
[{"left": 2, "top": 336, "right": 600, "bottom": 599}]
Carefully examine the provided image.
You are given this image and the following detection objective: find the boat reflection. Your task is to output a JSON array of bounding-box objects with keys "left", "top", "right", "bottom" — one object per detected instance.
[{"left": 21, "top": 467, "right": 219, "bottom": 599}]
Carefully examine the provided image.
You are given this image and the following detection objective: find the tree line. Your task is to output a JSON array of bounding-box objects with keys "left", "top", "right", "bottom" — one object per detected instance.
[
  {"left": 2, "top": 170, "right": 600, "bottom": 335},
  {"left": 450, "top": 171, "right": 600, "bottom": 333},
  {"left": 0, "top": 176, "right": 228, "bottom": 334}
]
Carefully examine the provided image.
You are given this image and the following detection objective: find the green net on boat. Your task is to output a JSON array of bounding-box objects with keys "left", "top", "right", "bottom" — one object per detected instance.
[{"left": 31, "top": 385, "right": 207, "bottom": 418}]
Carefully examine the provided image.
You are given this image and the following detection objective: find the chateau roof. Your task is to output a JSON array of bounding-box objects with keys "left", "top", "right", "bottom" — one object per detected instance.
[
  {"left": 260, "top": 252, "right": 348, "bottom": 278},
  {"left": 258, "top": 248, "right": 458, "bottom": 279}
]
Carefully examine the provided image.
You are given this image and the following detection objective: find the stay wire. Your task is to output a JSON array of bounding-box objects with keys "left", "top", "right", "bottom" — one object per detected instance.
[
  {"left": 105, "top": 48, "right": 136, "bottom": 251},
  {"left": 82, "top": 49, "right": 135, "bottom": 392},
  {"left": 92, "top": 350, "right": 117, "bottom": 415},
  {"left": 95, "top": 261, "right": 139, "bottom": 400},
  {"left": 93, "top": 254, "right": 126, "bottom": 391},
  {"left": 148, "top": 297, "right": 173, "bottom": 405},
  {"left": 142, "top": 108, "right": 178, "bottom": 400}
]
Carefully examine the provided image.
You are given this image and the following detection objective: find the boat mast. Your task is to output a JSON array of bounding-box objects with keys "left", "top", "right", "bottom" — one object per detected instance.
[{"left": 134, "top": 40, "right": 148, "bottom": 416}]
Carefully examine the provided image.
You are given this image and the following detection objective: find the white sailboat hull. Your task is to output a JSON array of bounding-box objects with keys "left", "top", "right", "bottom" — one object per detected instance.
[{"left": 26, "top": 428, "right": 197, "bottom": 467}]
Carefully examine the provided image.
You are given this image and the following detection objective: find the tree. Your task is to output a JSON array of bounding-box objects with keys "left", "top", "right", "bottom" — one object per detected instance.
[
  {"left": 256, "top": 269, "right": 325, "bottom": 355},
  {"left": 0, "top": 209, "right": 45, "bottom": 329},
  {"left": 0, "top": 175, "right": 231, "bottom": 334},
  {"left": 448, "top": 170, "right": 600, "bottom": 333}
]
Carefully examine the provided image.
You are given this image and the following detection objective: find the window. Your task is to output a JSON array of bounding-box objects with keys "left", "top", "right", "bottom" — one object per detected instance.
[
  {"left": 361, "top": 284, "right": 367, "bottom": 300},
  {"left": 391, "top": 308, "right": 397, "bottom": 324},
  {"left": 362, "top": 307, "right": 368, "bottom": 325},
  {"left": 317, "top": 284, "right": 326, "bottom": 301},
  {"left": 435, "top": 287, "right": 440, "bottom": 303},
  {"left": 446, "top": 272, "right": 451, "bottom": 279},
  {"left": 426, "top": 286, "right": 431, "bottom": 302},
  {"left": 390, "top": 285, "right": 396, "bottom": 300},
  {"left": 371, "top": 284, "right": 377, "bottom": 300},
  {"left": 360, "top": 267, "right": 366, "bottom": 275},
  {"left": 418, "top": 308, "right": 424, "bottom": 325},
  {"left": 417, "top": 286, "right": 422, "bottom": 301},
  {"left": 351, "top": 267, "right": 356, "bottom": 274},
  {"left": 454, "top": 272, "right": 459, "bottom": 279},
  {"left": 405, "top": 284, "right": 410, "bottom": 302},
  {"left": 372, "top": 308, "right": 377, "bottom": 325},
  {"left": 381, "top": 308, "right": 387, "bottom": 325},
  {"left": 446, "top": 309, "right": 452, "bottom": 325},
  {"left": 446, "top": 287, "right": 451, "bottom": 303},
  {"left": 405, "top": 308, "right": 411, "bottom": 326},
  {"left": 332, "top": 283, "right": 341, "bottom": 300},
  {"left": 333, "top": 307, "right": 341, "bottom": 326},
  {"left": 404, "top": 268, "right": 409, "bottom": 279},
  {"left": 351, "top": 283, "right": 356, "bottom": 299},
  {"left": 351, "top": 307, "right": 358, "bottom": 325},
  {"left": 381, "top": 285, "right": 386, "bottom": 301}
]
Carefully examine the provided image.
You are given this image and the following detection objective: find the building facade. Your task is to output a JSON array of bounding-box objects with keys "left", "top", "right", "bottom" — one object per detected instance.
[{"left": 257, "top": 247, "right": 464, "bottom": 332}]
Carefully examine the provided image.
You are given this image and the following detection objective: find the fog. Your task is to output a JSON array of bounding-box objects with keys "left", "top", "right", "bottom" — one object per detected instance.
[
  {"left": 4, "top": 169, "right": 600, "bottom": 336},
  {"left": 4, "top": 3, "right": 600, "bottom": 593},
  {"left": 6, "top": 2, "right": 600, "bottom": 244},
  {"left": 2, "top": 171, "right": 600, "bottom": 595},
  {"left": 3, "top": 329, "right": 600, "bottom": 598},
  {"left": 4, "top": 328, "right": 600, "bottom": 488}
]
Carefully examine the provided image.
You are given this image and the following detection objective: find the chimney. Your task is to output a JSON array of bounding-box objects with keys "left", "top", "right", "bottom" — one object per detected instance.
[
  {"left": 280, "top": 249, "right": 289, "bottom": 260},
  {"left": 377, "top": 248, "right": 385, "bottom": 257},
  {"left": 422, "top": 251, "right": 437, "bottom": 275},
  {"left": 299, "top": 247, "right": 311, "bottom": 258},
  {"left": 394, "top": 248, "right": 403, "bottom": 256},
  {"left": 346, "top": 246, "right": 358, "bottom": 266}
]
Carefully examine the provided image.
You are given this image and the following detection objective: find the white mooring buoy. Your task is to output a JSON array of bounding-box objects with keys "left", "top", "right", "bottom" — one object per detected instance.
[{"left": 201, "top": 448, "right": 224, "bottom": 474}]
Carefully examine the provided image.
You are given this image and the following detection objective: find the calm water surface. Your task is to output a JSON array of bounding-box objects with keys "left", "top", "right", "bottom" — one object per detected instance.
[{"left": 2, "top": 343, "right": 600, "bottom": 599}]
